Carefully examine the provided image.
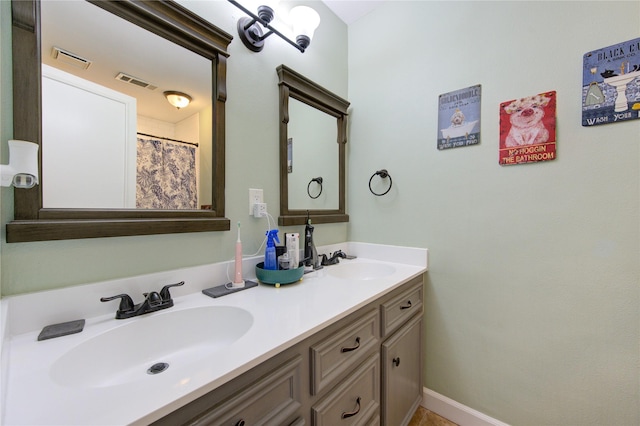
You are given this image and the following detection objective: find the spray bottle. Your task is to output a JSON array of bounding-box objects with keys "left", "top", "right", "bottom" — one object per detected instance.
[{"left": 264, "top": 229, "right": 280, "bottom": 270}]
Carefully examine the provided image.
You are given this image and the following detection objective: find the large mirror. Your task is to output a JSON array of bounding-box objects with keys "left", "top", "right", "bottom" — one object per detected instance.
[
  {"left": 8, "top": 0, "right": 233, "bottom": 242},
  {"left": 277, "top": 65, "right": 349, "bottom": 226},
  {"left": 41, "top": 1, "right": 212, "bottom": 210}
]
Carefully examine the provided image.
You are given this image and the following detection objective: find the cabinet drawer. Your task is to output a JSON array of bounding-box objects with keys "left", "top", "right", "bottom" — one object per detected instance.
[
  {"left": 380, "top": 280, "right": 423, "bottom": 337},
  {"left": 310, "top": 309, "right": 379, "bottom": 395},
  {"left": 312, "top": 353, "right": 380, "bottom": 426},
  {"left": 189, "top": 355, "right": 302, "bottom": 426}
]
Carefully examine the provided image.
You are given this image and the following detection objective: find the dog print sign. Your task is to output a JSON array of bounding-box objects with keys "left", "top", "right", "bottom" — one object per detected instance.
[
  {"left": 437, "top": 84, "right": 481, "bottom": 150},
  {"left": 499, "top": 91, "right": 557, "bottom": 165},
  {"left": 582, "top": 37, "right": 640, "bottom": 126}
]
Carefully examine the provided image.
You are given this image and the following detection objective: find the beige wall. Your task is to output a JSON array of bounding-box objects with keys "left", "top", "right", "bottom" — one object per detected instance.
[
  {"left": 0, "top": 0, "right": 348, "bottom": 295},
  {"left": 347, "top": 1, "right": 639, "bottom": 425}
]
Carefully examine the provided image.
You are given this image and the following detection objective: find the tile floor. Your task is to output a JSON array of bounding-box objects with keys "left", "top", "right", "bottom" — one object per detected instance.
[{"left": 408, "top": 406, "right": 458, "bottom": 426}]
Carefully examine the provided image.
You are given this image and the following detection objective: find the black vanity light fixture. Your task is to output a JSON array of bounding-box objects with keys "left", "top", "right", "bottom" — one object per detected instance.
[{"left": 227, "top": 0, "right": 320, "bottom": 53}]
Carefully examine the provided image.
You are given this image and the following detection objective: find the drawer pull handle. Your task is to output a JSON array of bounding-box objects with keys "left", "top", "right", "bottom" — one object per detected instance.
[
  {"left": 341, "top": 337, "right": 361, "bottom": 353},
  {"left": 235, "top": 420, "right": 245, "bottom": 426},
  {"left": 400, "top": 300, "right": 412, "bottom": 310},
  {"left": 393, "top": 357, "right": 401, "bottom": 367},
  {"left": 341, "top": 396, "right": 361, "bottom": 419}
]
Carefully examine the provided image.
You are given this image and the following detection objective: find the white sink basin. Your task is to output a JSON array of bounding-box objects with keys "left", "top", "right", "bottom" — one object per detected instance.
[
  {"left": 50, "top": 306, "right": 253, "bottom": 388},
  {"left": 327, "top": 262, "right": 396, "bottom": 280}
]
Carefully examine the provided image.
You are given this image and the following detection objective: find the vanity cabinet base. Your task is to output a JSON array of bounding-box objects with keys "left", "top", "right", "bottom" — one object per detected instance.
[{"left": 153, "top": 275, "right": 424, "bottom": 426}]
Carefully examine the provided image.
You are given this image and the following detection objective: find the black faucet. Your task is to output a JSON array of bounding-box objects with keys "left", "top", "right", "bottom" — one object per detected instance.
[
  {"left": 321, "top": 250, "right": 349, "bottom": 266},
  {"left": 101, "top": 281, "right": 184, "bottom": 319}
]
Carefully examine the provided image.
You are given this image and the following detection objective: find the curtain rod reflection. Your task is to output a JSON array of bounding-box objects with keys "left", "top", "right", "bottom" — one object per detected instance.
[{"left": 137, "top": 132, "right": 199, "bottom": 147}]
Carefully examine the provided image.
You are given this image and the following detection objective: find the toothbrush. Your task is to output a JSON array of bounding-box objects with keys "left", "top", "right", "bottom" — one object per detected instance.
[{"left": 233, "top": 222, "right": 245, "bottom": 287}]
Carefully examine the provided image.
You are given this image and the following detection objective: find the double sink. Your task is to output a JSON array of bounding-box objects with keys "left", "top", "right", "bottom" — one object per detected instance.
[{"left": 1, "top": 248, "right": 425, "bottom": 425}]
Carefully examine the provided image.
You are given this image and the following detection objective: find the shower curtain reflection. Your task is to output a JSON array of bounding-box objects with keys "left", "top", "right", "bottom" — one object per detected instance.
[{"left": 136, "top": 137, "right": 198, "bottom": 209}]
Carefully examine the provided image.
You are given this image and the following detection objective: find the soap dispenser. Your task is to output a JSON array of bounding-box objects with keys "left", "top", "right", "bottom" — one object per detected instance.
[{"left": 303, "top": 215, "right": 320, "bottom": 269}]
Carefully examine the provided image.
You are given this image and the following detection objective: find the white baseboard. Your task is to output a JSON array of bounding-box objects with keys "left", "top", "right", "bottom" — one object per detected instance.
[{"left": 422, "top": 388, "right": 510, "bottom": 426}]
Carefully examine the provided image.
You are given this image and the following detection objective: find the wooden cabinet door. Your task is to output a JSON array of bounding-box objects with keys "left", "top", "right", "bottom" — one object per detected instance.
[{"left": 381, "top": 314, "right": 423, "bottom": 426}]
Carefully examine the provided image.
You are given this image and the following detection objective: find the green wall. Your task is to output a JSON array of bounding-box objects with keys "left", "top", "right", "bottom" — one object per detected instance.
[
  {"left": 347, "top": 1, "right": 639, "bottom": 425},
  {"left": 2, "top": 1, "right": 638, "bottom": 424},
  {"left": 0, "top": 0, "right": 348, "bottom": 295}
]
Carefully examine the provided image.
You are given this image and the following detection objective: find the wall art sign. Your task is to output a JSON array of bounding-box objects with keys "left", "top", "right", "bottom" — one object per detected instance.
[
  {"left": 499, "top": 91, "right": 557, "bottom": 165},
  {"left": 582, "top": 37, "right": 640, "bottom": 126},
  {"left": 437, "top": 84, "right": 481, "bottom": 150}
]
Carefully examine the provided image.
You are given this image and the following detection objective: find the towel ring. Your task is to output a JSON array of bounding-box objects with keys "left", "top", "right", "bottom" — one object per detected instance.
[
  {"left": 307, "top": 177, "right": 323, "bottom": 199},
  {"left": 369, "top": 169, "right": 392, "bottom": 196}
]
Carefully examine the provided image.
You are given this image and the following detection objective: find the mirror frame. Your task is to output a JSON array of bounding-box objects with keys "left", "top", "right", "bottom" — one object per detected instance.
[
  {"left": 277, "top": 65, "right": 350, "bottom": 226},
  {"left": 8, "top": 0, "right": 233, "bottom": 242}
]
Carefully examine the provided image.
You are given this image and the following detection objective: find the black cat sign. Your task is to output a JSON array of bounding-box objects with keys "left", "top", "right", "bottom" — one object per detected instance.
[{"left": 582, "top": 37, "right": 640, "bottom": 127}]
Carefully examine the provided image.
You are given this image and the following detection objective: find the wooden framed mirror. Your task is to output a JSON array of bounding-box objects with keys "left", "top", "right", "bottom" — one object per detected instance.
[
  {"left": 8, "top": 0, "right": 232, "bottom": 242},
  {"left": 277, "top": 65, "right": 350, "bottom": 226}
]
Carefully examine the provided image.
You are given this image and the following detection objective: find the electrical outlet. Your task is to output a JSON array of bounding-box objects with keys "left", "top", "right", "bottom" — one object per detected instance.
[
  {"left": 253, "top": 203, "right": 267, "bottom": 218},
  {"left": 249, "top": 188, "right": 264, "bottom": 216}
]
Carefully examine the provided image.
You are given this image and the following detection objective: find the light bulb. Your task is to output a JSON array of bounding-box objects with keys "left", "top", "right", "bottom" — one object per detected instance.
[{"left": 289, "top": 6, "right": 320, "bottom": 49}]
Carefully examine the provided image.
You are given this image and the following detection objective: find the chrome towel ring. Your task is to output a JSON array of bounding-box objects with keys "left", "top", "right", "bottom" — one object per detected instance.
[
  {"left": 307, "top": 177, "right": 323, "bottom": 199},
  {"left": 369, "top": 169, "right": 392, "bottom": 196}
]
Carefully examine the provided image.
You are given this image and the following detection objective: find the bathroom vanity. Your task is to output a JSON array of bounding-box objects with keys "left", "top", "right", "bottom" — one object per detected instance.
[
  {"left": 0, "top": 243, "right": 427, "bottom": 425},
  {"left": 154, "top": 275, "right": 423, "bottom": 426}
]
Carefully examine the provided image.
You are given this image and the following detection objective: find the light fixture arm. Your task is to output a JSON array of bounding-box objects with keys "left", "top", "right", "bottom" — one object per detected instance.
[
  {"left": 242, "top": 17, "right": 259, "bottom": 30},
  {"left": 258, "top": 30, "right": 275, "bottom": 42},
  {"left": 243, "top": 21, "right": 275, "bottom": 42},
  {"left": 228, "top": 0, "right": 309, "bottom": 53}
]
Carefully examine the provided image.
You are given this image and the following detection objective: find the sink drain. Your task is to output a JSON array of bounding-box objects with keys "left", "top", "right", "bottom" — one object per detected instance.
[{"left": 147, "top": 362, "right": 169, "bottom": 375}]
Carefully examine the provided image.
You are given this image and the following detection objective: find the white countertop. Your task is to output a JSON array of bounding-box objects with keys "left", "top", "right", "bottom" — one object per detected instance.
[{"left": 1, "top": 242, "right": 427, "bottom": 425}]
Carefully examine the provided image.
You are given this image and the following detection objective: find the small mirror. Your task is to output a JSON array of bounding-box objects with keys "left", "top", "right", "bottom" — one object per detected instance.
[
  {"left": 287, "top": 98, "right": 339, "bottom": 210},
  {"left": 277, "top": 65, "right": 349, "bottom": 226}
]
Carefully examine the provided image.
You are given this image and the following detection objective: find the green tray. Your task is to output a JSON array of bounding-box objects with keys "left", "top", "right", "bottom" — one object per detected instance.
[{"left": 255, "top": 262, "right": 304, "bottom": 285}]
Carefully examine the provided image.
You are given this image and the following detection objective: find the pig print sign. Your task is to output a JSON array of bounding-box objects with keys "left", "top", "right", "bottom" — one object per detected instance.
[{"left": 499, "top": 91, "right": 557, "bottom": 165}]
